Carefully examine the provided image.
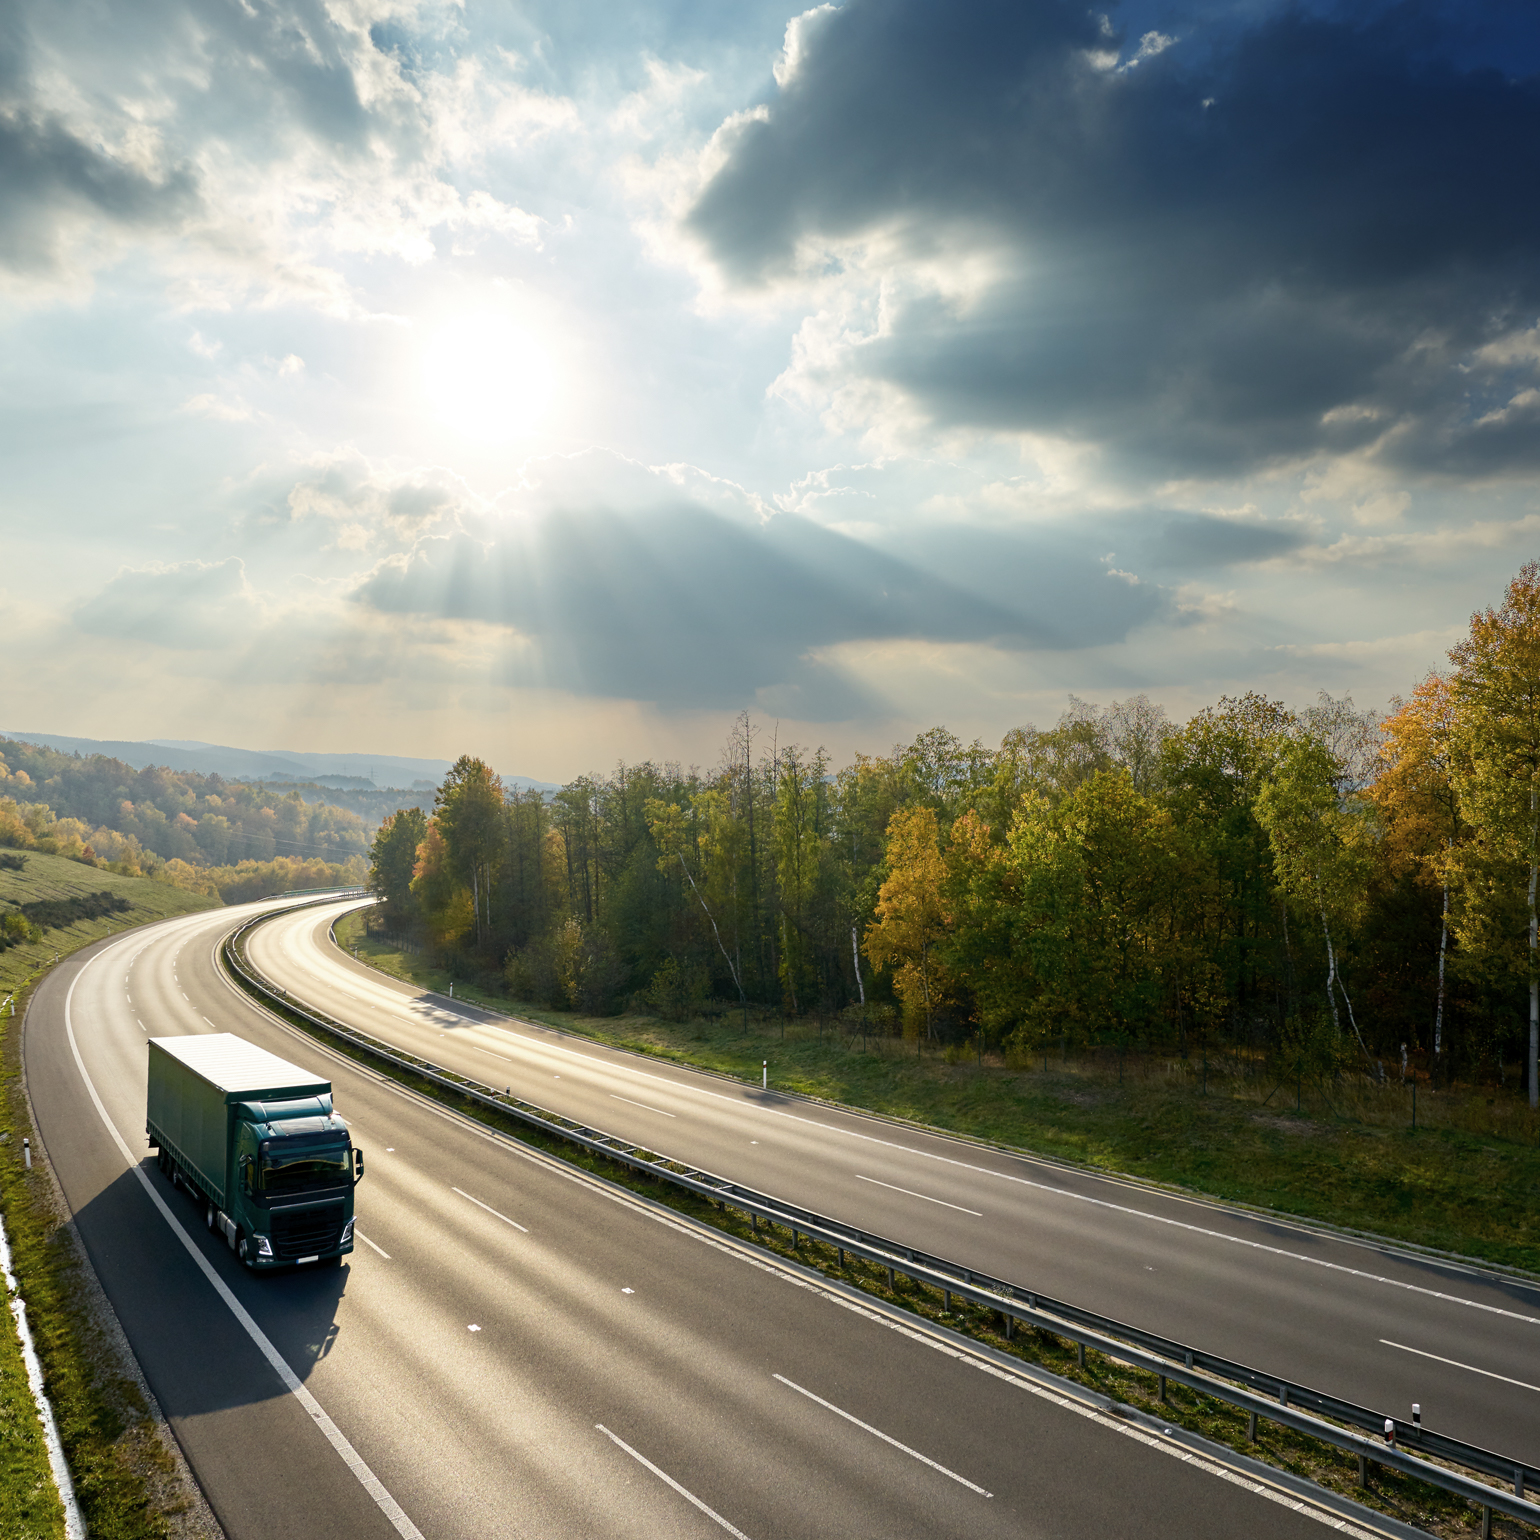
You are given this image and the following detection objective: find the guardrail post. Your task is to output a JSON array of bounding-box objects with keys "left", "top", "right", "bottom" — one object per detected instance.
[
  {"left": 943, "top": 1289, "right": 952, "bottom": 1312},
  {"left": 1157, "top": 1374, "right": 1167, "bottom": 1405},
  {"left": 1077, "top": 1341, "right": 1086, "bottom": 1370},
  {"left": 1482, "top": 1503, "right": 1492, "bottom": 1538},
  {"left": 1356, "top": 1453, "right": 1367, "bottom": 1488},
  {"left": 1517, "top": 1467, "right": 1526, "bottom": 1500},
  {"left": 1005, "top": 1314, "right": 1015, "bottom": 1342},
  {"left": 1247, "top": 1410, "right": 1257, "bottom": 1442},
  {"left": 886, "top": 1265, "right": 895, "bottom": 1289}
]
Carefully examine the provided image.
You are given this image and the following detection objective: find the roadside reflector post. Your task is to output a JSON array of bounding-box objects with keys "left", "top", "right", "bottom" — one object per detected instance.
[
  {"left": 1412, "top": 1402, "right": 1421, "bottom": 1431},
  {"left": 762, "top": 1060, "right": 767, "bottom": 1090},
  {"left": 23, "top": 1138, "right": 31, "bottom": 1170}
]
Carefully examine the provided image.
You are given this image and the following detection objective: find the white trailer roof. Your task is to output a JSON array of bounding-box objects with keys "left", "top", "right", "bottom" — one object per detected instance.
[{"left": 149, "top": 1033, "right": 330, "bottom": 1099}]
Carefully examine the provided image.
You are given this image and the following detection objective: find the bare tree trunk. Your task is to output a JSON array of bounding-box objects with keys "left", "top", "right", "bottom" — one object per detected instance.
[
  {"left": 1434, "top": 860, "right": 1448, "bottom": 1078},
  {"left": 1530, "top": 782, "right": 1538, "bottom": 1108},
  {"left": 851, "top": 925, "right": 866, "bottom": 1006}
]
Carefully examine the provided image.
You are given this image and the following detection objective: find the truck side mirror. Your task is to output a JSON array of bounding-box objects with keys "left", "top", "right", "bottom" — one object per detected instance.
[
  {"left": 353, "top": 1148, "right": 364, "bottom": 1185},
  {"left": 240, "top": 1154, "right": 253, "bottom": 1195}
]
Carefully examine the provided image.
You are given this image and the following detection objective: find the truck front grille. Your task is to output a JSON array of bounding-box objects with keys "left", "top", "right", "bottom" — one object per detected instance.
[{"left": 270, "top": 1203, "right": 346, "bottom": 1260}]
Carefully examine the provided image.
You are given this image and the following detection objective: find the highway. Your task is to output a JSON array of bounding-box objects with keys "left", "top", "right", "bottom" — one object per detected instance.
[
  {"left": 22, "top": 899, "right": 1362, "bottom": 1540},
  {"left": 248, "top": 897, "right": 1540, "bottom": 1466}
]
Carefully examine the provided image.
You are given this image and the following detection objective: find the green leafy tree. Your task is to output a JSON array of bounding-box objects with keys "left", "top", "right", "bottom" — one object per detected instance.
[
  {"left": 434, "top": 757, "right": 505, "bottom": 949},
  {"left": 368, "top": 807, "right": 428, "bottom": 927}
]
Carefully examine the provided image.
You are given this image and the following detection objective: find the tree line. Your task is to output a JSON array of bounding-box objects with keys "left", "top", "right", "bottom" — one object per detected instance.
[{"left": 369, "top": 564, "right": 1540, "bottom": 1104}]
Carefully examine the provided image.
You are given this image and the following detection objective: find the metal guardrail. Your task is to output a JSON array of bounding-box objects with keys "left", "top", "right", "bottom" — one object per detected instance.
[{"left": 224, "top": 910, "right": 1540, "bottom": 1533}]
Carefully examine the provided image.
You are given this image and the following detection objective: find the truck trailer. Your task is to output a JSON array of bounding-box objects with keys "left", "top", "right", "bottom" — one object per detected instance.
[{"left": 147, "top": 1033, "right": 363, "bottom": 1268}]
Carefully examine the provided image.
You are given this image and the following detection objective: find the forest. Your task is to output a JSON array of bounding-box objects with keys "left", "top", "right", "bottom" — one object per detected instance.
[
  {"left": 371, "top": 564, "right": 1540, "bottom": 1102},
  {"left": 0, "top": 738, "right": 369, "bottom": 899}
]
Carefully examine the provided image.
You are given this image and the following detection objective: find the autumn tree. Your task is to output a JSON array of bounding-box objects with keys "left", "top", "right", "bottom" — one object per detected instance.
[
  {"left": 1372, "top": 673, "right": 1463, "bottom": 1070},
  {"left": 865, "top": 806, "right": 952, "bottom": 1039},
  {"left": 1448, "top": 563, "right": 1540, "bottom": 1105}
]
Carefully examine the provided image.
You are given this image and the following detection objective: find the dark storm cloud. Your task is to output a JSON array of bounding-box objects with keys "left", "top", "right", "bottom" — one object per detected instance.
[
  {"left": 1147, "top": 512, "right": 1308, "bottom": 568},
  {"left": 689, "top": 0, "right": 1540, "bottom": 478},
  {"left": 351, "top": 501, "right": 1161, "bottom": 711}
]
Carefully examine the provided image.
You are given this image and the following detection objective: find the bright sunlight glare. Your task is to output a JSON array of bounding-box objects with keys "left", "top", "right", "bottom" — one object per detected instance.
[{"left": 422, "top": 309, "right": 561, "bottom": 441}]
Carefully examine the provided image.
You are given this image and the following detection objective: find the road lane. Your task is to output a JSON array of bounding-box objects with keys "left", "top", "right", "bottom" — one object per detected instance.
[
  {"left": 27, "top": 901, "right": 1351, "bottom": 1539},
  {"left": 246, "top": 898, "right": 1540, "bottom": 1462}
]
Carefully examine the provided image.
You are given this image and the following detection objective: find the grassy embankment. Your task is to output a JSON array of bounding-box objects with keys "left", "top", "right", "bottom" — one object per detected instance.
[
  {"left": 336, "top": 912, "right": 1540, "bottom": 1276},
  {"left": 314, "top": 915, "right": 1534, "bottom": 1538},
  {"left": 1, "top": 850, "right": 218, "bottom": 1539}
]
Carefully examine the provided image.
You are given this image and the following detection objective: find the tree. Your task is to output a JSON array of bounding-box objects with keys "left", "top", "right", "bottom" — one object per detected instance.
[
  {"left": 434, "top": 757, "right": 505, "bottom": 949},
  {"left": 1448, "top": 563, "right": 1540, "bottom": 1106},
  {"left": 865, "top": 806, "right": 952, "bottom": 1039},
  {"left": 368, "top": 808, "right": 428, "bottom": 927},
  {"left": 1372, "top": 673, "right": 1463, "bottom": 1072},
  {"left": 1256, "top": 734, "right": 1374, "bottom": 1061}
]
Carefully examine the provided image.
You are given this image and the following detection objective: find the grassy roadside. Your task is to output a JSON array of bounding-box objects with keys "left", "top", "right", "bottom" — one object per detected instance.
[
  {"left": 336, "top": 913, "right": 1540, "bottom": 1276},
  {"left": 1, "top": 855, "right": 221, "bottom": 1539},
  {"left": 260, "top": 939, "right": 1534, "bottom": 1539},
  {"left": 2, "top": 851, "right": 217, "bottom": 999}
]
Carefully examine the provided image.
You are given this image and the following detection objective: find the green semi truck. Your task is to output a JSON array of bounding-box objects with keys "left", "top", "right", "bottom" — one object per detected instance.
[{"left": 147, "top": 1033, "right": 363, "bottom": 1269}]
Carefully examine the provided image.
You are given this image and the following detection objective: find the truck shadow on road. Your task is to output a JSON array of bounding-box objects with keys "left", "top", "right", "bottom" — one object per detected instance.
[{"left": 72, "top": 1162, "right": 354, "bottom": 1420}]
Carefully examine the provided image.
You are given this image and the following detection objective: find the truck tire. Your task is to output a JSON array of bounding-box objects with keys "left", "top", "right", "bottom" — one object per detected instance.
[
  {"left": 206, "top": 1203, "right": 216, "bottom": 1231},
  {"left": 236, "top": 1234, "right": 253, "bottom": 1269}
]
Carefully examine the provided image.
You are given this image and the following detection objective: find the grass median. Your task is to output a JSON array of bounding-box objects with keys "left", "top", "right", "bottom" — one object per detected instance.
[{"left": 335, "top": 913, "right": 1540, "bottom": 1278}]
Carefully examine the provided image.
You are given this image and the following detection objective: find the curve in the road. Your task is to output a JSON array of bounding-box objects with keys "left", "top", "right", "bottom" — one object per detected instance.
[
  {"left": 25, "top": 900, "right": 1409, "bottom": 1539},
  {"left": 253, "top": 898, "right": 1540, "bottom": 1464}
]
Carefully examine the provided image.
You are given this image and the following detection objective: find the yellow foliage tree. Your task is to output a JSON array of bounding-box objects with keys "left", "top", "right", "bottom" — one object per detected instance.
[{"left": 865, "top": 805, "right": 952, "bottom": 1039}]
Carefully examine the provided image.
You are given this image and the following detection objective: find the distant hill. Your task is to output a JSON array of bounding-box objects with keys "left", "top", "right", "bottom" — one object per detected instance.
[{"left": 0, "top": 731, "right": 557, "bottom": 793}]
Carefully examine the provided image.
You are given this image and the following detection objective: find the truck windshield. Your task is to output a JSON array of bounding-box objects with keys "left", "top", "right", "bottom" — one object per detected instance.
[{"left": 260, "top": 1138, "right": 350, "bottom": 1196}]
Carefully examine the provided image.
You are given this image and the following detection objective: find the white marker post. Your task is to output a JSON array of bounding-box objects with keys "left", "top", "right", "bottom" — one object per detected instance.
[
  {"left": 22, "top": 1138, "right": 31, "bottom": 1170},
  {"left": 762, "top": 1060, "right": 767, "bottom": 1090}
]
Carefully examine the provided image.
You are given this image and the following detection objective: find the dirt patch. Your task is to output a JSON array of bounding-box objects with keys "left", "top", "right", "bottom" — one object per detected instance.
[{"left": 1251, "top": 1113, "right": 1315, "bottom": 1136}]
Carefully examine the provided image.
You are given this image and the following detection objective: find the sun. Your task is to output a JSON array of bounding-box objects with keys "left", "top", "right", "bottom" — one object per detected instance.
[{"left": 421, "top": 308, "right": 561, "bottom": 441}]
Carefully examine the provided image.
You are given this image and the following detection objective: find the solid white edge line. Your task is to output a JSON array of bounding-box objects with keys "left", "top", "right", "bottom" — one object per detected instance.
[
  {"left": 355, "top": 1230, "right": 391, "bottom": 1260},
  {"left": 595, "top": 1424, "right": 753, "bottom": 1539},
  {"left": 1380, "top": 1339, "right": 1540, "bottom": 1393},
  {"left": 773, "top": 1373, "right": 992, "bottom": 1495},
  {"left": 63, "top": 943, "right": 426, "bottom": 1540},
  {"left": 451, "top": 1187, "right": 530, "bottom": 1232},
  {"left": 610, "top": 1094, "right": 676, "bottom": 1118},
  {"left": 855, "top": 1173, "right": 983, "bottom": 1216},
  {"left": 0, "top": 1211, "right": 85, "bottom": 1539}
]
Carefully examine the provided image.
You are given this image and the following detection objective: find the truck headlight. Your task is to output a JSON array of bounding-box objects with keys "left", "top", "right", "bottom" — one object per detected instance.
[
  {"left": 341, "top": 1218, "right": 355, "bottom": 1245},
  {"left": 255, "top": 1234, "right": 273, "bottom": 1257}
]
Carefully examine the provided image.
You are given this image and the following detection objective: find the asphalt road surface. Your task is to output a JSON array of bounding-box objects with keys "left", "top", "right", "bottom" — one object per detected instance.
[
  {"left": 24, "top": 900, "right": 1365, "bottom": 1540},
  {"left": 245, "top": 897, "right": 1540, "bottom": 1466}
]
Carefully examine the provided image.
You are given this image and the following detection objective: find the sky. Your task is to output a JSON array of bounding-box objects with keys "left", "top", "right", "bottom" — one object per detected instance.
[{"left": 2, "top": 0, "right": 1538, "bottom": 783}]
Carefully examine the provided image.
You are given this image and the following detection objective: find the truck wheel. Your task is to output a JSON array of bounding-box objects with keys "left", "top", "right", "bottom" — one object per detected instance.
[
  {"left": 206, "top": 1203, "right": 216, "bottom": 1231},
  {"left": 237, "top": 1234, "right": 253, "bottom": 1269}
]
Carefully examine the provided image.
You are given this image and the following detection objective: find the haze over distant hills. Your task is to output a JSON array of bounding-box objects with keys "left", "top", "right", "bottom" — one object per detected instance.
[{"left": 0, "top": 731, "right": 557, "bottom": 793}]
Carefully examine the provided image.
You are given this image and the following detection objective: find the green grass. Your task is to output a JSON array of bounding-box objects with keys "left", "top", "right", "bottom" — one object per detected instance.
[
  {"left": 0, "top": 1278, "right": 63, "bottom": 1540},
  {"left": 1, "top": 851, "right": 217, "bottom": 998},
  {"left": 0, "top": 853, "right": 222, "bottom": 1538},
  {"left": 337, "top": 913, "right": 1540, "bottom": 1276}
]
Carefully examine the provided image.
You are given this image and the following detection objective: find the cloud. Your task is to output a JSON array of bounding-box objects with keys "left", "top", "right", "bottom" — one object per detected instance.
[
  {"left": 686, "top": 0, "right": 1540, "bottom": 482},
  {"left": 346, "top": 456, "right": 1165, "bottom": 711},
  {"left": 1146, "top": 512, "right": 1309, "bottom": 569},
  {"left": 74, "top": 558, "right": 264, "bottom": 649}
]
